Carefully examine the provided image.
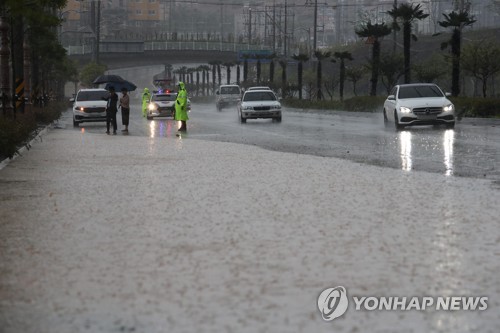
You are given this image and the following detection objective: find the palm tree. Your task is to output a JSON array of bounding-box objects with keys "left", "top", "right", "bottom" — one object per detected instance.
[
  {"left": 438, "top": 10, "right": 476, "bottom": 96},
  {"left": 267, "top": 53, "right": 277, "bottom": 83},
  {"left": 333, "top": 51, "right": 353, "bottom": 101},
  {"left": 314, "top": 50, "right": 331, "bottom": 100},
  {"left": 234, "top": 61, "right": 241, "bottom": 85},
  {"left": 279, "top": 59, "right": 288, "bottom": 98},
  {"left": 223, "top": 62, "right": 234, "bottom": 84},
  {"left": 208, "top": 60, "right": 217, "bottom": 93},
  {"left": 355, "top": 21, "right": 392, "bottom": 96},
  {"left": 292, "top": 53, "right": 310, "bottom": 100},
  {"left": 387, "top": 3, "right": 429, "bottom": 83},
  {"left": 197, "top": 65, "right": 210, "bottom": 96}
]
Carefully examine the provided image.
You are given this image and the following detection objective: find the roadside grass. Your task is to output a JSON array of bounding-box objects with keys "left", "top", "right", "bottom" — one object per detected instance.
[{"left": 0, "top": 102, "right": 66, "bottom": 160}]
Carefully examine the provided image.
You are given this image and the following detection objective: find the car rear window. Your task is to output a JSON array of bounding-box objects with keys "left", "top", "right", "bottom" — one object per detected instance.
[
  {"left": 221, "top": 87, "right": 240, "bottom": 94},
  {"left": 153, "top": 94, "right": 176, "bottom": 101},
  {"left": 398, "top": 85, "right": 444, "bottom": 99},
  {"left": 76, "top": 91, "right": 109, "bottom": 101},
  {"left": 243, "top": 91, "right": 277, "bottom": 102}
]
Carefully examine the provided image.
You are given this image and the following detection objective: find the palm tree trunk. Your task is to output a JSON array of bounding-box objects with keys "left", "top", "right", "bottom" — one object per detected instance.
[
  {"left": 403, "top": 22, "right": 411, "bottom": 83},
  {"left": 317, "top": 60, "right": 323, "bottom": 100},
  {"left": 298, "top": 61, "right": 303, "bottom": 100},
  {"left": 370, "top": 40, "right": 381, "bottom": 96},
  {"left": 339, "top": 60, "right": 345, "bottom": 101},
  {"left": 451, "top": 28, "right": 461, "bottom": 96}
]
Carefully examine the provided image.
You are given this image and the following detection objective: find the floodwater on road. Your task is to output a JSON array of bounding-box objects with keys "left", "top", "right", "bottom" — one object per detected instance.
[{"left": 71, "top": 99, "right": 500, "bottom": 181}]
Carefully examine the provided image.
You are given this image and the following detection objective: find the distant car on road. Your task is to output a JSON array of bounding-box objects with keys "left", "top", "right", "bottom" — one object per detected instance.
[
  {"left": 237, "top": 89, "right": 282, "bottom": 123},
  {"left": 147, "top": 91, "right": 191, "bottom": 120},
  {"left": 72, "top": 88, "right": 109, "bottom": 127},
  {"left": 247, "top": 86, "right": 272, "bottom": 91},
  {"left": 383, "top": 83, "right": 455, "bottom": 130},
  {"left": 216, "top": 84, "right": 242, "bottom": 111}
]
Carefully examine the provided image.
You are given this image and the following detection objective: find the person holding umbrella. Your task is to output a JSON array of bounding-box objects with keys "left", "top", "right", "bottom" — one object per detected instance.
[
  {"left": 120, "top": 88, "right": 130, "bottom": 132},
  {"left": 104, "top": 86, "right": 118, "bottom": 135},
  {"left": 141, "top": 88, "right": 151, "bottom": 118}
]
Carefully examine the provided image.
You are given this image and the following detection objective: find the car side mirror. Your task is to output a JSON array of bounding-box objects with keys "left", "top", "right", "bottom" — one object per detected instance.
[
  {"left": 69, "top": 97, "right": 75, "bottom": 103},
  {"left": 445, "top": 92, "right": 451, "bottom": 97},
  {"left": 388, "top": 95, "right": 395, "bottom": 100}
]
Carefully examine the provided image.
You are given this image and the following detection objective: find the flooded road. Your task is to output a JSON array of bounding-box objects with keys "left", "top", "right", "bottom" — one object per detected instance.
[{"left": 72, "top": 100, "right": 500, "bottom": 181}]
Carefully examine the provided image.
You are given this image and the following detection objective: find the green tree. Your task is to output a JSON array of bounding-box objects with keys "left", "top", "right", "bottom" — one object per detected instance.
[
  {"left": 314, "top": 50, "right": 331, "bottom": 100},
  {"left": 292, "top": 53, "right": 309, "bottom": 100},
  {"left": 438, "top": 11, "right": 476, "bottom": 96},
  {"left": 346, "top": 66, "right": 365, "bottom": 97},
  {"left": 79, "top": 62, "right": 107, "bottom": 88},
  {"left": 379, "top": 52, "right": 404, "bottom": 94},
  {"left": 461, "top": 41, "right": 500, "bottom": 97},
  {"left": 355, "top": 21, "right": 392, "bottom": 96},
  {"left": 387, "top": 3, "right": 429, "bottom": 83},
  {"left": 413, "top": 54, "right": 447, "bottom": 83},
  {"left": 333, "top": 51, "right": 353, "bottom": 101}
]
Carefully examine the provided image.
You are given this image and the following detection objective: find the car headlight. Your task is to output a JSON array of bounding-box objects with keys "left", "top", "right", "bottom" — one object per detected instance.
[
  {"left": 74, "top": 106, "right": 84, "bottom": 112},
  {"left": 443, "top": 104, "right": 454, "bottom": 112},
  {"left": 400, "top": 106, "right": 411, "bottom": 114},
  {"left": 148, "top": 103, "right": 157, "bottom": 111},
  {"left": 271, "top": 105, "right": 281, "bottom": 110},
  {"left": 243, "top": 106, "right": 253, "bottom": 110}
]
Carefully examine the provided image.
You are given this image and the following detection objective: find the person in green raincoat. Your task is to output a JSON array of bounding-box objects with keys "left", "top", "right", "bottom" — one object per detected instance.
[
  {"left": 141, "top": 88, "right": 151, "bottom": 117},
  {"left": 175, "top": 82, "right": 189, "bottom": 132}
]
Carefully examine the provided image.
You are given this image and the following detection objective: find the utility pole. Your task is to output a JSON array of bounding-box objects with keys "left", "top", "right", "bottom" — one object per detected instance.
[
  {"left": 95, "top": 0, "right": 100, "bottom": 64},
  {"left": 313, "top": 0, "right": 317, "bottom": 52},
  {"left": 393, "top": 0, "right": 397, "bottom": 54},
  {"left": 248, "top": 8, "right": 252, "bottom": 45},
  {"left": 284, "top": 0, "right": 287, "bottom": 56}
]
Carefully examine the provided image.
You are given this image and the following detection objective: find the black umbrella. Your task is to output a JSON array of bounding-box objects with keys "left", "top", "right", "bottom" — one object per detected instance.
[
  {"left": 105, "top": 80, "right": 137, "bottom": 92},
  {"left": 92, "top": 74, "right": 125, "bottom": 85}
]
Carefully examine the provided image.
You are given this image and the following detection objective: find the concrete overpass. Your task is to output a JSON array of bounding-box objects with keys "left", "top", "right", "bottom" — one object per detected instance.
[
  {"left": 69, "top": 50, "right": 238, "bottom": 69},
  {"left": 67, "top": 40, "right": 269, "bottom": 69}
]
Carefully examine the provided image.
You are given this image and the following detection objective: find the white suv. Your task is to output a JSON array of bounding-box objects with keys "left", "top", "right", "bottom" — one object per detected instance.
[
  {"left": 216, "top": 84, "right": 241, "bottom": 111},
  {"left": 72, "top": 88, "right": 109, "bottom": 127}
]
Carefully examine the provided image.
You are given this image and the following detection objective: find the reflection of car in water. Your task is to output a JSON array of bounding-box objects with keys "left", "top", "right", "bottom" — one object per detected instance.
[
  {"left": 383, "top": 83, "right": 455, "bottom": 130},
  {"left": 216, "top": 84, "right": 241, "bottom": 111},
  {"left": 147, "top": 92, "right": 191, "bottom": 120},
  {"left": 72, "top": 88, "right": 109, "bottom": 127}
]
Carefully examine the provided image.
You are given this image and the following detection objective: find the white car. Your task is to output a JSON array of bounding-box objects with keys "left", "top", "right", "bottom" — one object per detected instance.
[
  {"left": 215, "top": 84, "right": 241, "bottom": 111},
  {"left": 383, "top": 83, "right": 455, "bottom": 130},
  {"left": 72, "top": 88, "right": 109, "bottom": 127},
  {"left": 238, "top": 89, "right": 282, "bottom": 123},
  {"left": 247, "top": 86, "right": 272, "bottom": 91},
  {"left": 147, "top": 92, "right": 191, "bottom": 120}
]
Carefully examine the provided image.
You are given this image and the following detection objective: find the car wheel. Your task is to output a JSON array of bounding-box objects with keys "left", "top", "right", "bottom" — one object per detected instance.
[
  {"left": 217, "top": 104, "right": 222, "bottom": 111},
  {"left": 446, "top": 122, "right": 455, "bottom": 129},
  {"left": 240, "top": 115, "right": 246, "bottom": 123},
  {"left": 394, "top": 111, "right": 404, "bottom": 130},
  {"left": 73, "top": 118, "right": 80, "bottom": 127},
  {"left": 146, "top": 115, "right": 153, "bottom": 120},
  {"left": 274, "top": 116, "right": 282, "bottom": 122}
]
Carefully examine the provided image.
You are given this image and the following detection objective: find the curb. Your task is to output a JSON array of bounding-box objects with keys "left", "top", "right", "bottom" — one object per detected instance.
[{"left": 0, "top": 125, "right": 51, "bottom": 171}]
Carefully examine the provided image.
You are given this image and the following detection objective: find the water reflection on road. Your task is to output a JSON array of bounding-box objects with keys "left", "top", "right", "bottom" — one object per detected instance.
[{"left": 399, "top": 129, "right": 456, "bottom": 176}]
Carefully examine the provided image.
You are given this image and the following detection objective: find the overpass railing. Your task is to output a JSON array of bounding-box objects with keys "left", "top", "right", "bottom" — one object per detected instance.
[{"left": 65, "top": 40, "right": 265, "bottom": 55}]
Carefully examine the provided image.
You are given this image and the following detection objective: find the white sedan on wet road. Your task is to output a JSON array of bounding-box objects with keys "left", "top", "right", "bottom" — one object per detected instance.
[
  {"left": 237, "top": 89, "right": 282, "bottom": 123},
  {"left": 383, "top": 83, "right": 455, "bottom": 130}
]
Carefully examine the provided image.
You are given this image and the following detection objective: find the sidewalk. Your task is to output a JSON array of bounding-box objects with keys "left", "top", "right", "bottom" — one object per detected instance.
[{"left": 0, "top": 125, "right": 498, "bottom": 333}]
